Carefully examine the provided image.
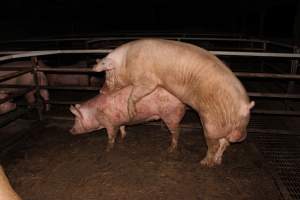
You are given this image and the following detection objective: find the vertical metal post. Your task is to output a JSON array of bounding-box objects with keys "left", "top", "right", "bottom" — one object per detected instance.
[
  {"left": 287, "top": 47, "right": 299, "bottom": 93},
  {"left": 285, "top": 47, "right": 299, "bottom": 110},
  {"left": 260, "top": 41, "right": 267, "bottom": 72},
  {"left": 31, "top": 56, "right": 44, "bottom": 120}
]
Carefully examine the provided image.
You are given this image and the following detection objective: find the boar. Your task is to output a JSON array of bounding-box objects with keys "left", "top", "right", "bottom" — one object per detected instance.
[
  {"left": 93, "top": 39, "right": 255, "bottom": 167},
  {"left": 0, "top": 166, "right": 22, "bottom": 200},
  {"left": 0, "top": 92, "right": 16, "bottom": 114},
  {"left": 70, "top": 86, "right": 185, "bottom": 152},
  {"left": 0, "top": 61, "right": 50, "bottom": 111}
]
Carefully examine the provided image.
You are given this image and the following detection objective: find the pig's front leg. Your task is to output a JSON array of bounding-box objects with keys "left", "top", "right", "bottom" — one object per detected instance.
[
  {"left": 128, "top": 84, "right": 157, "bottom": 119},
  {"left": 119, "top": 126, "right": 127, "bottom": 141},
  {"left": 106, "top": 126, "right": 118, "bottom": 152},
  {"left": 200, "top": 137, "right": 230, "bottom": 167},
  {"left": 164, "top": 122, "right": 181, "bottom": 152}
]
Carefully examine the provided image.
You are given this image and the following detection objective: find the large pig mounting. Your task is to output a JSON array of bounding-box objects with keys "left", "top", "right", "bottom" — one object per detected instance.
[{"left": 93, "top": 39, "right": 255, "bottom": 167}]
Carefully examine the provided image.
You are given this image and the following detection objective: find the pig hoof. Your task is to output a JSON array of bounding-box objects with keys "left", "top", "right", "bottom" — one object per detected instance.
[
  {"left": 167, "top": 146, "right": 177, "bottom": 153},
  {"left": 105, "top": 145, "right": 114, "bottom": 152},
  {"left": 200, "top": 157, "right": 220, "bottom": 167}
]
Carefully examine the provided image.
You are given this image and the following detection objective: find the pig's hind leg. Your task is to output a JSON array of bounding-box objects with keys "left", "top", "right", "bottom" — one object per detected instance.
[
  {"left": 128, "top": 84, "right": 157, "bottom": 119},
  {"left": 106, "top": 126, "right": 118, "bottom": 152}
]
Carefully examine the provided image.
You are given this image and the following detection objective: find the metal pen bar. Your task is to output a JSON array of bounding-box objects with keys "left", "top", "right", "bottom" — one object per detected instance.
[
  {"left": 0, "top": 85, "right": 34, "bottom": 89},
  {"left": 1, "top": 49, "right": 300, "bottom": 62},
  {"left": 0, "top": 49, "right": 112, "bottom": 61},
  {"left": 0, "top": 67, "right": 32, "bottom": 71},
  {"left": 251, "top": 109, "right": 300, "bottom": 115},
  {"left": 0, "top": 46, "right": 266, "bottom": 55},
  {"left": 40, "top": 85, "right": 99, "bottom": 91},
  {"left": 38, "top": 67, "right": 95, "bottom": 73},
  {"left": 0, "top": 36, "right": 264, "bottom": 44},
  {"left": 211, "top": 51, "right": 300, "bottom": 58},
  {"left": 265, "top": 40, "right": 295, "bottom": 49},
  {"left": 248, "top": 92, "right": 300, "bottom": 99},
  {"left": 235, "top": 72, "right": 300, "bottom": 79},
  {"left": 0, "top": 68, "right": 33, "bottom": 83}
]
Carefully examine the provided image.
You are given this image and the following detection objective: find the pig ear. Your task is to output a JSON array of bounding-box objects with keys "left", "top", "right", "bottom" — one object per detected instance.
[
  {"left": 75, "top": 104, "right": 81, "bottom": 109},
  {"left": 96, "top": 58, "right": 101, "bottom": 63},
  {"left": 70, "top": 105, "right": 83, "bottom": 118}
]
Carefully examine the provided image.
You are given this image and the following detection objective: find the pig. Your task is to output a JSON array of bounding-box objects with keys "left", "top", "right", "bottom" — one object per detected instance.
[
  {"left": 0, "top": 61, "right": 50, "bottom": 111},
  {"left": 69, "top": 86, "right": 186, "bottom": 152},
  {"left": 93, "top": 39, "right": 255, "bottom": 167},
  {"left": 0, "top": 166, "right": 22, "bottom": 200},
  {"left": 0, "top": 92, "right": 16, "bottom": 114},
  {"left": 38, "top": 60, "right": 91, "bottom": 86},
  {"left": 38, "top": 60, "right": 102, "bottom": 87}
]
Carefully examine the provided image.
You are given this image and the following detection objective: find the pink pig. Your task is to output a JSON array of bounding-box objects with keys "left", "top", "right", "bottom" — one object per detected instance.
[
  {"left": 69, "top": 86, "right": 186, "bottom": 152},
  {"left": 0, "top": 61, "right": 50, "bottom": 111},
  {"left": 0, "top": 93, "right": 16, "bottom": 115}
]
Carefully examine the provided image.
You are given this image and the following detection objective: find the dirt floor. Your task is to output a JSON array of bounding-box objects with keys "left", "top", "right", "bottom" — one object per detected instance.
[{"left": 1, "top": 119, "right": 282, "bottom": 200}]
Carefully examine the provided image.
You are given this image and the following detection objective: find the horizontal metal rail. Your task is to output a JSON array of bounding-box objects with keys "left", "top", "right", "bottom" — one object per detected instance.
[
  {"left": 0, "top": 67, "right": 33, "bottom": 71},
  {"left": 0, "top": 68, "right": 33, "bottom": 83},
  {"left": 235, "top": 72, "right": 300, "bottom": 80},
  {"left": 248, "top": 92, "right": 300, "bottom": 99},
  {"left": 251, "top": 109, "right": 300, "bottom": 115},
  {"left": 1, "top": 49, "right": 300, "bottom": 62},
  {"left": 0, "top": 36, "right": 265, "bottom": 44},
  {"left": 37, "top": 67, "right": 95, "bottom": 73},
  {"left": 41, "top": 85, "right": 99, "bottom": 91},
  {"left": 0, "top": 49, "right": 112, "bottom": 61},
  {"left": 265, "top": 40, "right": 295, "bottom": 49}
]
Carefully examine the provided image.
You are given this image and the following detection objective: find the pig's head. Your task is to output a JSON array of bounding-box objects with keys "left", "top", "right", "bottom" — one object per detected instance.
[
  {"left": 92, "top": 58, "right": 115, "bottom": 72},
  {"left": 0, "top": 93, "right": 16, "bottom": 115},
  {"left": 69, "top": 104, "right": 105, "bottom": 135}
]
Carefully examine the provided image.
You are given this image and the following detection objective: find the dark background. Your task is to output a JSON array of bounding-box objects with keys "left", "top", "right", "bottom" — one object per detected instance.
[{"left": 0, "top": 0, "right": 300, "bottom": 41}]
